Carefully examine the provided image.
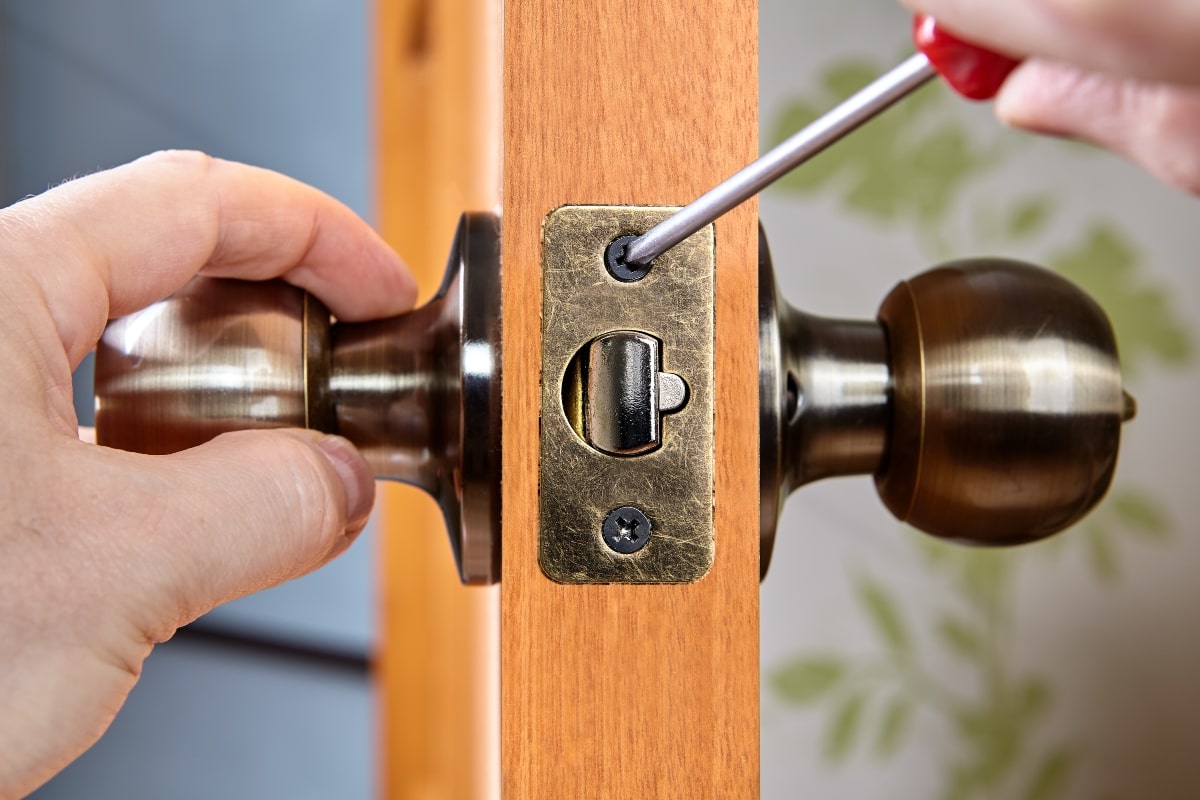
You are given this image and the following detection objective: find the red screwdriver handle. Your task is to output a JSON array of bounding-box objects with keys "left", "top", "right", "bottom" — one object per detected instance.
[{"left": 913, "top": 13, "right": 1022, "bottom": 101}]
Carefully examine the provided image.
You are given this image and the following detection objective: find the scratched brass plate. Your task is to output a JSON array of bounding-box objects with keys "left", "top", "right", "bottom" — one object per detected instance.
[{"left": 539, "top": 206, "right": 714, "bottom": 583}]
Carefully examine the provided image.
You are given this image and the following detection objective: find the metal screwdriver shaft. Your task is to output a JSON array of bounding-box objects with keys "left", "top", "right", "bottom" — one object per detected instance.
[{"left": 622, "top": 53, "right": 938, "bottom": 267}]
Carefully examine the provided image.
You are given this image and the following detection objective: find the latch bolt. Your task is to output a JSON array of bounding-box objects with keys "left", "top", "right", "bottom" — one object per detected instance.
[{"left": 563, "top": 331, "right": 688, "bottom": 457}]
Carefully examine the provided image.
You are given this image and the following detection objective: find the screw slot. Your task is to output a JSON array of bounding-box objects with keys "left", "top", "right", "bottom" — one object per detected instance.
[
  {"left": 605, "top": 235, "right": 652, "bottom": 282},
  {"left": 602, "top": 505, "right": 652, "bottom": 554}
]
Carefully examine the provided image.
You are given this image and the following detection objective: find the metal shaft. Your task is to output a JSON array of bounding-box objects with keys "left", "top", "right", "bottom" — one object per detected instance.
[{"left": 623, "top": 52, "right": 938, "bottom": 267}]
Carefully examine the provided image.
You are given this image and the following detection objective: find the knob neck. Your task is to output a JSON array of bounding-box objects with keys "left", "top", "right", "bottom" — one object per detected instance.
[
  {"left": 760, "top": 231, "right": 890, "bottom": 580},
  {"left": 778, "top": 306, "right": 889, "bottom": 491},
  {"left": 328, "top": 212, "right": 501, "bottom": 584},
  {"left": 331, "top": 270, "right": 463, "bottom": 494}
]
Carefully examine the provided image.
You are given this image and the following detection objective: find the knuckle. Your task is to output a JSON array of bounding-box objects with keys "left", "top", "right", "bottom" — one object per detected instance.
[
  {"left": 1142, "top": 92, "right": 1200, "bottom": 195},
  {"left": 1043, "top": 0, "right": 1123, "bottom": 27},
  {"left": 1166, "top": 162, "right": 1200, "bottom": 197},
  {"left": 136, "top": 148, "right": 215, "bottom": 173},
  {"left": 1161, "top": 150, "right": 1200, "bottom": 198}
]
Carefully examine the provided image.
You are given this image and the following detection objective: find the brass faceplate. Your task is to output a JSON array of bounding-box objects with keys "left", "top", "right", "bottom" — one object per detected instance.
[{"left": 539, "top": 206, "right": 715, "bottom": 584}]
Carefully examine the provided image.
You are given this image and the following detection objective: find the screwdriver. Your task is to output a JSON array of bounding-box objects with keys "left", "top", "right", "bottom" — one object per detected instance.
[{"left": 620, "top": 14, "right": 1022, "bottom": 268}]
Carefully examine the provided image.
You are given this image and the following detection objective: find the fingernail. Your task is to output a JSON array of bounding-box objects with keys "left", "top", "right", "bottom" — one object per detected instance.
[{"left": 315, "top": 435, "right": 375, "bottom": 530}]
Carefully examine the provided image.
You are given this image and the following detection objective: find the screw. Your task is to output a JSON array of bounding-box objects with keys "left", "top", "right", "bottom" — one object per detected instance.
[
  {"left": 602, "top": 506, "right": 652, "bottom": 554},
  {"left": 605, "top": 235, "right": 653, "bottom": 282}
]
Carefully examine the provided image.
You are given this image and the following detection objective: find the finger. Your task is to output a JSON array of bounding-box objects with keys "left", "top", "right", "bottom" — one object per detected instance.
[
  {"left": 0, "top": 150, "right": 417, "bottom": 367},
  {"left": 997, "top": 60, "right": 1200, "bottom": 195},
  {"left": 89, "top": 429, "right": 375, "bottom": 635},
  {"left": 901, "top": 0, "right": 1200, "bottom": 87}
]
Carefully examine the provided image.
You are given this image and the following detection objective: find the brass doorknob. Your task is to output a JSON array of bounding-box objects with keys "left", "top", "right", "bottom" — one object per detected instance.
[
  {"left": 95, "top": 212, "right": 1133, "bottom": 586},
  {"left": 759, "top": 228, "right": 1134, "bottom": 576},
  {"left": 95, "top": 212, "right": 502, "bottom": 585}
]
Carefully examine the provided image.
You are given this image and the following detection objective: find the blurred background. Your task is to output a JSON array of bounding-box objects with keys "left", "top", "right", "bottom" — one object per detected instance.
[
  {"left": 760, "top": 3, "right": 1200, "bottom": 799},
  {"left": 5, "top": 1, "right": 1199, "bottom": 798},
  {"left": 4, "top": 2, "right": 377, "bottom": 797}
]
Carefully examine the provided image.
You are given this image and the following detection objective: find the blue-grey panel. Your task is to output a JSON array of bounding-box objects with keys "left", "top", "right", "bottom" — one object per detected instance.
[
  {"left": 2, "top": 0, "right": 376, "bottom": 652},
  {"left": 203, "top": 519, "right": 379, "bottom": 655},
  {"left": 31, "top": 637, "right": 373, "bottom": 800},
  {"left": 2, "top": 0, "right": 369, "bottom": 216}
]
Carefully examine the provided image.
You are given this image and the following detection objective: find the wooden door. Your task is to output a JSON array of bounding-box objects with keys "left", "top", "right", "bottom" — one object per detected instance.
[
  {"left": 376, "top": 1, "right": 761, "bottom": 796},
  {"left": 374, "top": 1, "right": 500, "bottom": 798}
]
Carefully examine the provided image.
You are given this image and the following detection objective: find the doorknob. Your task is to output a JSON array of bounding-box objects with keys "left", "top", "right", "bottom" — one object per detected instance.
[
  {"left": 94, "top": 212, "right": 503, "bottom": 585},
  {"left": 758, "top": 227, "right": 1133, "bottom": 577},
  {"left": 95, "top": 209, "right": 1132, "bottom": 586}
]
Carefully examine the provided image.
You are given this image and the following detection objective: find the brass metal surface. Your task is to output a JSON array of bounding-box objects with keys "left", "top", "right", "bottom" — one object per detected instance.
[
  {"left": 539, "top": 206, "right": 715, "bottom": 584},
  {"left": 875, "top": 260, "right": 1127, "bottom": 546},
  {"left": 331, "top": 211, "right": 503, "bottom": 583},
  {"left": 96, "top": 212, "right": 502, "bottom": 585},
  {"left": 96, "top": 279, "right": 313, "bottom": 454},
  {"left": 303, "top": 291, "right": 335, "bottom": 432}
]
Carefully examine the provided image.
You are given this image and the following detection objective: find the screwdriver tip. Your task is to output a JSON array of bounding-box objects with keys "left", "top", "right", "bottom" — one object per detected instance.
[{"left": 621, "top": 236, "right": 652, "bottom": 267}]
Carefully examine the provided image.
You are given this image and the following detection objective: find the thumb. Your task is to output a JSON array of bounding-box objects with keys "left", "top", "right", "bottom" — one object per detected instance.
[
  {"left": 101, "top": 428, "right": 375, "bottom": 637},
  {"left": 996, "top": 59, "right": 1200, "bottom": 196}
]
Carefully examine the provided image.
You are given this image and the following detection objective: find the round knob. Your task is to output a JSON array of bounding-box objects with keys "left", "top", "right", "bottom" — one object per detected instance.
[
  {"left": 95, "top": 279, "right": 334, "bottom": 453},
  {"left": 875, "top": 260, "right": 1131, "bottom": 546},
  {"left": 95, "top": 212, "right": 502, "bottom": 585},
  {"left": 759, "top": 229, "right": 1133, "bottom": 577}
]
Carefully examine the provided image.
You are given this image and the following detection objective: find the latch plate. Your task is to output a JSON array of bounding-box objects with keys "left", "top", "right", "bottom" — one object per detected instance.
[{"left": 539, "top": 206, "right": 715, "bottom": 584}]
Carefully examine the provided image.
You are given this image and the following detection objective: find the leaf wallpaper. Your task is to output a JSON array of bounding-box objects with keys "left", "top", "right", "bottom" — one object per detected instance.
[{"left": 759, "top": 2, "right": 1200, "bottom": 798}]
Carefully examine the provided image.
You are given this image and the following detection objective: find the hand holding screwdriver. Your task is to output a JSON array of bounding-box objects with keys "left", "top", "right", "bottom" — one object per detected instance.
[
  {"left": 904, "top": 0, "right": 1200, "bottom": 197},
  {"left": 624, "top": 4, "right": 1200, "bottom": 268},
  {"left": 621, "top": 15, "right": 1021, "bottom": 267}
]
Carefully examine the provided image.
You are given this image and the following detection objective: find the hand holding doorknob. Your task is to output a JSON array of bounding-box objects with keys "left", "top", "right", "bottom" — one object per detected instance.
[
  {"left": 95, "top": 212, "right": 503, "bottom": 585},
  {"left": 759, "top": 229, "right": 1132, "bottom": 576},
  {"left": 0, "top": 153, "right": 425, "bottom": 798}
]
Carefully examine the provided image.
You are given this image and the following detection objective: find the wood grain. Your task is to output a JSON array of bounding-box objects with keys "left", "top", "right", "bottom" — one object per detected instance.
[
  {"left": 501, "top": 1, "right": 761, "bottom": 797},
  {"left": 375, "top": 1, "right": 500, "bottom": 797}
]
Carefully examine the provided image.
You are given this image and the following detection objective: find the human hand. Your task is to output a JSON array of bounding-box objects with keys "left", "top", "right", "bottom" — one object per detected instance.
[
  {"left": 0, "top": 151, "right": 415, "bottom": 797},
  {"left": 903, "top": 0, "right": 1200, "bottom": 194}
]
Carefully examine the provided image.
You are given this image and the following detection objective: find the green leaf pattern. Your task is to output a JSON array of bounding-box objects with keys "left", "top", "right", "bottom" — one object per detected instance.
[
  {"left": 874, "top": 696, "right": 913, "bottom": 759},
  {"left": 937, "top": 614, "right": 984, "bottom": 663},
  {"left": 771, "top": 656, "right": 845, "bottom": 706},
  {"left": 856, "top": 576, "right": 909, "bottom": 655},
  {"left": 825, "top": 693, "right": 867, "bottom": 763},
  {"left": 1051, "top": 226, "right": 1191, "bottom": 375}
]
